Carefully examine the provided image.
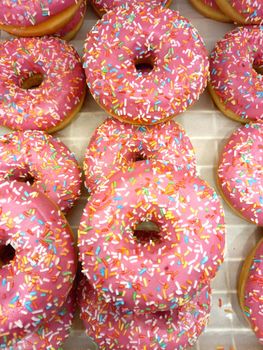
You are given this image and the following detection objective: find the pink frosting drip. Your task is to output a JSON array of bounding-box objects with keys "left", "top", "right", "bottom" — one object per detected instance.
[
  {"left": 0, "top": 36, "right": 86, "bottom": 131},
  {"left": 91, "top": 0, "right": 170, "bottom": 13},
  {"left": 80, "top": 277, "right": 211, "bottom": 350},
  {"left": 83, "top": 5, "right": 209, "bottom": 125},
  {"left": 78, "top": 161, "right": 225, "bottom": 313},
  {"left": 229, "top": 0, "right": 263, "bottom": 23},
  {"left": 218, "top": 122, "right": 263, "bottom": 225},
  {"left": 0, "top": 130, "right": 81, "bottom": 213},
  {"left": 243, "top": 240, "right": 263, "bottom": 344},
  {"left": 210, "top": 26, "right": 263, "bottom": 122},
  {"left": 0, "top": 0, "right": 78, "bottom": 27},
  {"left": 56, "top": 0, "right": 86, "bottom": 38},
  {"left": 0, "top": 181, "right": 76, "bottom": 348},
  {"left": 84, "top": 118, "right": 196, "bottom": 193},
  {"left": 13, "top": 291, "right": 75, "bottom": 349}
]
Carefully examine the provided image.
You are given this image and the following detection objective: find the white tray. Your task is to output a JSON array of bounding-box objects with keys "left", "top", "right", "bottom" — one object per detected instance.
[{"left": 0, "top": 1, "right": 261, "bottom": 349}]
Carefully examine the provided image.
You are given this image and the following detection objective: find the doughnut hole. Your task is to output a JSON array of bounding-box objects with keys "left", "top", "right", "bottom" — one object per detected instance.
[
  {"left": 252, "top": 58, "right": 263, "bottom": 75},
  {"left": 133, "top": 152, "right": 148, "bottom": 162},
  {"left": 133, "top": 221, "right": 161, "bottom": 244},
  {"left": 0, "top": 244, "right": 16, "bottom": 268},
  {"left": 134, "top": 53, "right": 155, "bottom": 75},
  {"left": 19, "top": 71, "right": 44, "bottom": 90},
  {"left": 5, "top": 168, "right": 36, "bottom": 186}
]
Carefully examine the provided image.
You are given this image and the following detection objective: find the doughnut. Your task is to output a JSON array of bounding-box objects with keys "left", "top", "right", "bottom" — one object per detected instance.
[
  {"left": 0, "top": 0, "right": 83, "bottom": 37},
  {"left": 83, "top": 5, "right": 209, "bottom": 125},
  {"left": 84, "top": 118, "right": 197, "bottom": 194},
  {"left": 13, "top": 291, "right": 75, "bottom": 350},
  {"left": 189, "top": 0, "right": 231, "bottom": 22},
  {"left": 79, "top": 277, "right": 211, "bottom": 350},
  {"left": 216, "top": 0, "right": 263, "bottom": 24},
  {"left": 217, "top": 122, "right": 263, "bottom": 226},
  {"left": 78, "top": 160, "right": 225, "bottom": 312},
  {"left": 56, "top": 0, "right": 87, "bottom": 41},
  {"left": 238, "top": 239, "right": 263, "bottom": 344},
  {"left": 0, "top": 130, "right": 82, "bottom": 213},
  {"left": 209, "top": 26, "right": 263, "bottom": 123},
  {"left": 0, "top": 181, "right": 76, "bottom": 348},
  {"left": 0, "top": 36, "right": 86, "bottom": 132},
  {"left": 90, "top": 0, "right": 172, "bottom": 17}
]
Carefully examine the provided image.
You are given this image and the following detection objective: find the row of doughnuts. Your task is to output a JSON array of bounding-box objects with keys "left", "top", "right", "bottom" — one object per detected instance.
[
  {"left": 190, "top": 0, "right": 263, "bottom": 24},
  {"left": 78, "top": 4, "right": 227, "bottom": 349}
]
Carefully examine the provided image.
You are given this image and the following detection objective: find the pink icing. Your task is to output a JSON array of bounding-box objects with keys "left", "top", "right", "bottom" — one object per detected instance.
[
  {"left": 84, "top": 118, "right": 197, "bottom": 193},
  {"left": 13, "top": 291, "right": 75, "bottom": 349},
  {"left": 243, "top": 240, "right": 263, "bottom": 344},
  {"left": 83, "top": 5, "right": 209, "bottom": 125},
  {"left": 56, "top": 0, "right": 86, "bottom": 39},
  {"left": 80, "top": 277, "right": 211, "bottom": 350},
  {"left": 210, "top": 26, "right": 263, "bottom": 122},
  {"left": 91, "top": 0, "right": 170, "bottom": 13},
  {"left": 0, "top": 0, "right": 79, "bottom": 27},
  {"left": 0, "top": 181, "right": 76, "bottom": 348},
  {"left": 0, "top": 36, "right": 86, "bottom": 131},
  {"left": 78, "top": 160, "right": 225, "bottom": 312},
  {"left": 218, "top": 122, "right": 263, "bottom": 225},
  {"left": 0, "top": 130, "right": 81, "bottom": 213},
  {"left": 227, "top": 0, "right": 263, "bottom": 23}
]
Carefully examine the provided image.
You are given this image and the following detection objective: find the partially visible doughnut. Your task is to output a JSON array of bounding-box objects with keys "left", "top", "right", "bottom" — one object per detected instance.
[
  {"left": 0, "top": 130, "right": 82, "bottom": 213},
  {"left": 0, "top": 181, "right": 76, "bottom": 348},
  {"left": 80, "top": 277, "right": 211, "bottom": 350},
  {"left": 0, "top": 37, "right": 86, "bottom": 132},
  {"left": 84, "top": 118, "right": 196, "bottom": 194}
]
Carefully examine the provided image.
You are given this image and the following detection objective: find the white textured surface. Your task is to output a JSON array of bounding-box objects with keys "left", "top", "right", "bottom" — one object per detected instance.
[{"left": 0, "top": 1, "right": 262, "bottom": 349}]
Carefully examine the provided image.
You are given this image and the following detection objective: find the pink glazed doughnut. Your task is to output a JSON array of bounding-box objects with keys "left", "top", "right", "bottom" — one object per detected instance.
[
  {"left": 91, "top": 0, "right": 172, "bottom": 17},
  {"left": 56, "top": 0, "right": 87, "bottom": 41},
  {"left": 83, "top": 5, "right": 209, "bottom": 125},
  {"left": 0, "top": 36, "right": 86, "bottom": 132},
  {"left": 0, "top": 181, "right": 76, "bottom": 348},
  {"left": 209, "top": 26, "right": 263, "bottom": 123},
  {"left": 13, "top": 292, "right": 75, "bottom": 349},
  {"left": 0, "top": 0, "right": 83, "bottom": 37},
  {"left": 216, "top": 0, "right": 263, "bottom": 24},
  {"left": 218, "top": 122, "right": 263, "bottom": 226},
  {"left": 84, "top": 118, "right": 196, "bottom": 193},
  {"left": 80, "top": 277, "right": 211, "bottom": 350},
  {"left": 239, "top": 239, "right": 263, "bottom": 344},
  {"left": 78, "top": 161, "right": 225, "bottom": 312},
  {"left": 0, "top": 130, "right": 82, "bottom": 213}
]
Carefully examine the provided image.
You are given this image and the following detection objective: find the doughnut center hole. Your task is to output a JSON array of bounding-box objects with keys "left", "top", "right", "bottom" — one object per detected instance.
[
  {"left": 134, "top": 55, "right": 155, "bottom": 74},
  {"left": 17, "top": 173, "right": 35, "bottom": 186},
  {"left": 133, "top": 153, "right": 147, "bottom": 162},
  {"left": 252, "top": 61, "right": 263, "bottom": 75},
  {"left": 0, "top": 244, "right": 15, "bottom": 267},
  {"left": 133, "top": 221, "right": 161, "bottom": 243},
  {"left": 20, "top": 72, "right": 44, "bottom": 90}
]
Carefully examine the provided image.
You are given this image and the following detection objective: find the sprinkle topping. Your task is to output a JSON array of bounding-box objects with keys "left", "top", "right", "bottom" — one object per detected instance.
[
  {"left": 0, "top": 36, "right": 86, "bottom": 131},
  {"left": 78, "top": 161, "right": 225, "bottom": 312},
  {"left": 0, "top": 130, "right": 81, "bottom": 213},
  {"left": 80, "top": 277, "right": 211, "bottom": 350},
  {"left": 84, "top": 118, "right": 196, "bottom": 193},
  {"left": 210, "top": 26, "right": 263, "bottom": 122},
  {"left": 83, "top": 4, "right": 209, "bottom": 124},
  {"left": 218, "top": 122, "right": 263, "bottom": 225},
  {"left": 0, "top": 181, "right": 76, "bottom": 348}
]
